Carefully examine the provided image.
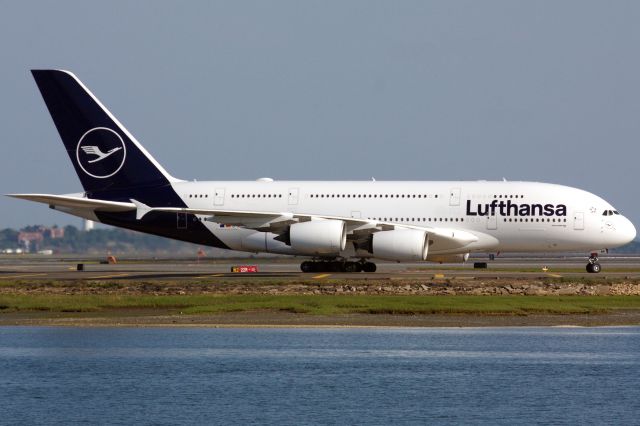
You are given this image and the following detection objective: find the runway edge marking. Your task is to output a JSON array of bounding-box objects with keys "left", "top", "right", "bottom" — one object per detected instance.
[{"left": 5, "top": 273, "right": 47, "bottom": 279}]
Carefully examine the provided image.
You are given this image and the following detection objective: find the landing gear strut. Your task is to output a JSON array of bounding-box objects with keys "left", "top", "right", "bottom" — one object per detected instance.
[
  {"left": 586, "top": 253, "right": 601, "bottom": 273},
  {"left": 300, "top": 260, "right": 377, "bottom": 273}
]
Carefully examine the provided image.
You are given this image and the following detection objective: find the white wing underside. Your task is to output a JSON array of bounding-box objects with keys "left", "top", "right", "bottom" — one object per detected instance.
[
  {"left": 6, "top": 194, "right": 479, "bottom": 251},
  {"left": 7, "top": 193, "right": 136, "bottom": 212}
]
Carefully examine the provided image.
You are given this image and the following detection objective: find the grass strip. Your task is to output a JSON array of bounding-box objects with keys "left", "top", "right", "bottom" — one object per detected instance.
[{"left": 1, "top": 295, "right": 640, "bottom": 316}]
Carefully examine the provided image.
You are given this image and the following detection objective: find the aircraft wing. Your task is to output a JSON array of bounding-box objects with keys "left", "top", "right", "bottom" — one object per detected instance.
[
  {"left": 7, "top": 194, "right": 479, "bottom": 251},
  {"left": 7, "top": 193, "right": 136, "bottom": 212},
  {"left": 130, "top": 199, "right": 479, "bottom": 251}
]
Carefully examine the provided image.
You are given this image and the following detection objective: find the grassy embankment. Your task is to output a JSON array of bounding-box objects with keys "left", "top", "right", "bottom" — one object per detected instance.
[{"left": 1, "top": 294, "right": 640, "bottom": 316}]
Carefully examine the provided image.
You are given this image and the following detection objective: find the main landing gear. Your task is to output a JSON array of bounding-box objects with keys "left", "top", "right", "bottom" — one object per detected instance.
[
  {"left": 586, "top": 253, "right": 601, "bottom": 273},
  {"left": 300, "top": 260, "right": 377, "bottom": 273}
]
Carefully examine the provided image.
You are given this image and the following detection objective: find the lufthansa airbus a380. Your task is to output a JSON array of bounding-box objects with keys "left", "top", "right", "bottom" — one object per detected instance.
[{"left": 9, "top": 70, "right": 636, "bottom": 273}]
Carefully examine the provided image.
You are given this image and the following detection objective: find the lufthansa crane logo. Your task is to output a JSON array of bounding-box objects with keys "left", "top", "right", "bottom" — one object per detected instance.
[{"left": 76, "top": 127, "right": 127, "bottom": 178}]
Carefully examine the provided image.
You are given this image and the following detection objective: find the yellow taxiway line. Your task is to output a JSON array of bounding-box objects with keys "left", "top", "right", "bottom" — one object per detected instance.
[{"left": 312, "top": 273, "right": 331, "bottom": 279}]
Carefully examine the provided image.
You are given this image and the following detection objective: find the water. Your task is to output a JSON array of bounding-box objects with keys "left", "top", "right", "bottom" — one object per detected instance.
[{"left": 0, "top": 327, "right": 639, "bottom": 425}]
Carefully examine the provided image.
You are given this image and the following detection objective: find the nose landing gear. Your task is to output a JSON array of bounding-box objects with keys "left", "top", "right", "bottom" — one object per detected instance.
[{"left": 586, "top": 253, "right": 601, "bottom": 273}]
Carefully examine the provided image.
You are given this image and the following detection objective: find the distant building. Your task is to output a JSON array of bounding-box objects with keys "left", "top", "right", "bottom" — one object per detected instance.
[
  {"left": 45, "top": 227, "right": 64, "bottom": 239},
  {"left": 16, "top": 226, "right": 64, "bottom": 252},
  {"left": 83, "top": 219, "right": 95, "bottom": 231},
  {"left": 18, "top": 231, "right": 44, "bottom": 252}
]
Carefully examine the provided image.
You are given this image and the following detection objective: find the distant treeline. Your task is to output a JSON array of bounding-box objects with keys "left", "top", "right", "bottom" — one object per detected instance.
[
  {"left": 609, "top": 240, "right": 640, "bottom": 254},
  {"left": 0, "top": 225, "right": 205, "bottom": 255}
]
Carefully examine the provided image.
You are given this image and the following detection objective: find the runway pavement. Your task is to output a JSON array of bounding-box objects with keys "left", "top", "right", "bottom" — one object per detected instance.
[{"left": 1, "top": 255, "right": 640, "bottom": 282}]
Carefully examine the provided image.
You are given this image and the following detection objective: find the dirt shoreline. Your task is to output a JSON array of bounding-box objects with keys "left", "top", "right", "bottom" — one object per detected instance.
[
  {"left": 3, "top": 310, "right": 640, "bottom": 328},
  {"left": 3, "top": 277, "right": 640, "bottom": 296}
]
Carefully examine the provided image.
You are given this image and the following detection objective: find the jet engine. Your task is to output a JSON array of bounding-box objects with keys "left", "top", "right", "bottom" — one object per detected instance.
[
  {"left": 370, "top": 229, "right": 429, "bottom": 261},
  {"left": 426, "top": 253, "right": 470, "bottom": 264},
  {"left": 289, "top": 219, "right": 346, "bottom": 255}
]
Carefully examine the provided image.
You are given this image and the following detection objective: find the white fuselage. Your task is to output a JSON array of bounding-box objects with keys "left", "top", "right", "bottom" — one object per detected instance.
[{"left": 159, "top": 180, "right": 635, "bottom": 258}]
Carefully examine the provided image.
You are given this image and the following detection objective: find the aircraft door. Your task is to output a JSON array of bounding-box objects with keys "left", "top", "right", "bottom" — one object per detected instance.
[
  {"left": 574, "top": 212, "right": 584, "bottom": 230},
  {"left": 288, "top": 188, "right": 299, "bottom": 205},
  {"left": 486, "top": 215, "right": 497, "bottom": 230},
  {"left": 214, "top": 188, "right": 225, "bottom": 206},
  {"left": 177, "top": 212, "right": 188, "bottom": 229},
  {"left": 449, "top": 188, "right": 461, "bottom": 206}
]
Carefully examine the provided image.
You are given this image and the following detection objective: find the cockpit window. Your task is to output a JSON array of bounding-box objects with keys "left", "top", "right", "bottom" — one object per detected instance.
[
  {"left": 614, "top": 210, "right": 620, "bottom": 215},
  {"left": 603, "top": 210, "right": 620, "bottom": 216}
]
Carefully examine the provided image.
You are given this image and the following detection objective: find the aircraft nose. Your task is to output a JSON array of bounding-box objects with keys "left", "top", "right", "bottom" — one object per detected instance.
[
  {"left": 604, "top": 216, "right": 636, "bottom": 247},
  {"left": 623, "top": 217, "right": 637, "bottom": 244}
]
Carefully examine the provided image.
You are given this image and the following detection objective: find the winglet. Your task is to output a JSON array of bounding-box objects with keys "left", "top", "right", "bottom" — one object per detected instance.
[{"left": 130, "top": 199, "right": 152, "bottom": 220}]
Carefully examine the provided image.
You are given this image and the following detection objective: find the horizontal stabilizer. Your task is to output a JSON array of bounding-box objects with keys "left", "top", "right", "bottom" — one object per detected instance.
[{"left": 7, "top": 193, "right": 136, "bottom": 212}]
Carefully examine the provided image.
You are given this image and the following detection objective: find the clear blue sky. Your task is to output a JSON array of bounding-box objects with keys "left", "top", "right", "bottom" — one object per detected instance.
[{"left": 1, "top": 1, "right": 639, "bottom": 229}]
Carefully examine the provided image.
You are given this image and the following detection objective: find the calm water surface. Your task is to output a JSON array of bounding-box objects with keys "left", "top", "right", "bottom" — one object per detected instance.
[{"left": 0, "top": 327, "right": 639, "bottom": 425}]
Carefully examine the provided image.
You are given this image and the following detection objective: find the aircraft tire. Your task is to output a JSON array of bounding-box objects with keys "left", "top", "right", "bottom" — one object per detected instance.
[
  {"left": 363, "top": 262, "right": 377, "bottom": 273},
  {"left": 344, "top": 262, "right": 359, "bottom": 273},
  {"left": 301, "top": 261, "right": 315, "bottom": 273}
]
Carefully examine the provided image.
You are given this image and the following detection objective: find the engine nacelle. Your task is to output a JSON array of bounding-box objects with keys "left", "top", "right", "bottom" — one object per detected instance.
[
  {"left": 371, "top": 229, "right": 428, "bottom": 261},
  {"left": 241, "top": 232, "right": 297, "bottom": 255},
  {"left": 426, "top": 253, "right": 470, "bottom": 264},
  {"left": 289, "top": 219, "right": 346, "bottom": 255}
]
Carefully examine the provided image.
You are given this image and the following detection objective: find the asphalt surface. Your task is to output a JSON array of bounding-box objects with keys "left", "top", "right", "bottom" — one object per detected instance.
[{"left": 1, "top": 255, "right": 639, "bottom": 281}]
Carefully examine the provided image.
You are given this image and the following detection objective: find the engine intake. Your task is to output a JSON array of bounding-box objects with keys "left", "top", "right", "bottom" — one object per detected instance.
[
  {"left": 289, "top": 220, "right": 346, "bottom": 255},
  {"left": 371, "top": 229, "right": 428, "bottom": 261}
]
